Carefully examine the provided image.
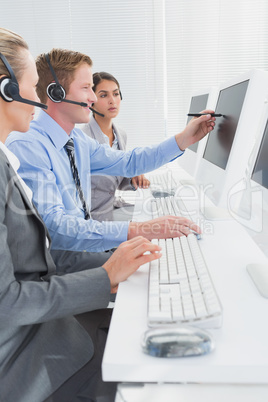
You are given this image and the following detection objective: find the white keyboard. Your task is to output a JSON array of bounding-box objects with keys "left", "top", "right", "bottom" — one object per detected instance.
[
  {"left": 151, "top": 192, "right": 190, "bottom": 219},
  {"left": 149, "top": 170, "right": 178, "bottom": 192},
  {"left": 147, "top": 196, "right": 223, "bottom": 329}
]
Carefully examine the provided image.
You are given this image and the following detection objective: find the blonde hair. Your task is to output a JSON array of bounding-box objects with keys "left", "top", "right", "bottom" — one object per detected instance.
[
  {"left": 36, "top": 48, "right": 93, "bottom": 103},
  {"left": 0, "top": 27, "right": 29, "bottom": 81}
]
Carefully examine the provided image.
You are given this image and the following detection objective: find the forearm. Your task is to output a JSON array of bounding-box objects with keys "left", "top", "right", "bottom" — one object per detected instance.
[
  {"left": 128, "top": 221, "right": 155, "bottom": 241},
  {"left": 91, "top": 136, "right": 184, "bottom": 177},
  {"left": 0, "top": 268, "right": 111, "bottom": 328},
  {"left": 44, "top": 211, "right": 129, "bottom": 252}
]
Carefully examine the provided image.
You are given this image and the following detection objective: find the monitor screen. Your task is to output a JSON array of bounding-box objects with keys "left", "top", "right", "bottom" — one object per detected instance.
[
  {"left": 203, "top": 80, "right": 249, "bottom": 170},
  {"left": 252, "top": 118, "right": 268, "bottom": 189},
  {"left": 187, "top": 94, "right": 209, "bottom": 152}
]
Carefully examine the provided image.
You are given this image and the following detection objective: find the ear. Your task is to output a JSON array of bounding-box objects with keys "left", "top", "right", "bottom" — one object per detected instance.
[{"left": 0, "top": 76, "right": 19, "bottom": 102}]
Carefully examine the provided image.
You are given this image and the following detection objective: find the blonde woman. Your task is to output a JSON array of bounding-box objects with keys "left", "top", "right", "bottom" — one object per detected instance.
[{"left": 0, "top": 27, "right": 162, "bottom": 402}]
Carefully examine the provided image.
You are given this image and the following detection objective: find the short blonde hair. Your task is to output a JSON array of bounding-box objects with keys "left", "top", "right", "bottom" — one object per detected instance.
[
  {"left": 36, "top": 48, "right": 93, "bottom": 103},
  {"left": 0, "top": 27, "right": 29, "bottom": 81}
]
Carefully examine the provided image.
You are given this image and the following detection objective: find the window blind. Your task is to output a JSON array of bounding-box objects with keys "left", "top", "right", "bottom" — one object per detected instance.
[
  {"left": 1, "top": 0, "right": 166, "bottom": 148},
  {"left": 165, "top": 0, "right": 268, "bottom": 136},
  {"left": 1, "top": 0, "right": 268, "bottom": 147}
]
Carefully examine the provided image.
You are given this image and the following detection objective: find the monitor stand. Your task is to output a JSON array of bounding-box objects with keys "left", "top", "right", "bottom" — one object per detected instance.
[
  {"left": 202, "top": 206, "right": 233, "bottom": 221},
  {"left": 179, "top": 179, "right": 197, "bottom": 186}
]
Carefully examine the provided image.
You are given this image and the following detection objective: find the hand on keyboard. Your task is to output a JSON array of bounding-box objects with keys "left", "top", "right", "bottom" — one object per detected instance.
[
  {"left": 103, "top": 236, "right": 162, "bottom": 293},
  {"left": 144, "top": 195, "right": 222, "bottom": 329},
  {"left": 128, "top": 215, "right": 201, "bottom": 241}
]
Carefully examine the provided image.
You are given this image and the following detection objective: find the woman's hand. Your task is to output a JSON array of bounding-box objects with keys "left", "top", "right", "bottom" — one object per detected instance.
[
  {"left": 131, "top": 174, "right": 150, "bottom": 189},
  {"left": 103, "top": 236, "right": 162, "bottom": 293}
]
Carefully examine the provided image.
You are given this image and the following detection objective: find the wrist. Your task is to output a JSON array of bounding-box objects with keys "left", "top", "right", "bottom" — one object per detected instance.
[
  {"left": 128, "top": 221, "right": 140, "bottom": 239},
  {"left": 103, "top": 263, "right": 117, "bottom": 291},
  {"left": 175, "top": 131, "right": 187, "bottom": 151}
]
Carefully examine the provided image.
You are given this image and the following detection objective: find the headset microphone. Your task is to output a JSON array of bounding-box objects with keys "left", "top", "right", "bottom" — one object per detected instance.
[
  {"left": 61, "top": 98, "right": 105, "bottom": 117},
  {"left": 61, "top": 98, "right": 87, "bottom": 107},
  {"left": 45, "top": 54, "right": 104, "bottom": 117},
  {"left": 0, "top": 53, "right": 48, "bottom": 109},
  {"left": 89, "top": 107, "right": 104, "bottom": 117}
]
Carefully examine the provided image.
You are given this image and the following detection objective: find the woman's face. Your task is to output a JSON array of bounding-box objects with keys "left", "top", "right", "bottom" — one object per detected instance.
[
  {"left": 93, "top": 79, "right": 121, "bottom": 119},
  {"left": 4, "top": 49, "right": 40, "bottom": 134}
]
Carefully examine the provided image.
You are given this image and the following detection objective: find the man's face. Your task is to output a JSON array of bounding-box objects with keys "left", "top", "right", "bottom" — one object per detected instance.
[{"left": 61, "top": 63, "right": 97, "bottom": 126}]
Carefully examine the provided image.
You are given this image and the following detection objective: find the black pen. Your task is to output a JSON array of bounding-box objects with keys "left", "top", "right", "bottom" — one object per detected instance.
[{"left": 187, "top": 113, "right": 223, "bottom": 117}]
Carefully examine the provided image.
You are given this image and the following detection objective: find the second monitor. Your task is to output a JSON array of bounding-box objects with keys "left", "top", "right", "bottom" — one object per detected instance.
[
  {"left": 195, "top": 69, "right": 268, "bottom": 220},
  {"left": 177, "top": 87, "right": 218, "bottom": 178},
  {"left": 237, "top": 107, "right": 268, "bottom": 257}
]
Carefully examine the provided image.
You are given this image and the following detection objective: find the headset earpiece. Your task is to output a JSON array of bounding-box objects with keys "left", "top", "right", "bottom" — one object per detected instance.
[
  {"left": 45, "top": 53, "right": 88, "bottom": 108},
  {"left": 45, "top": 53, "right": 66, "bottom": 103},
  {"left": 0, "top": 76, "right": 20, "bottom": 102},
  {"left": 0, "top": 52, "right": 47, "bottom": 109},
  {"left": 47, "top": 82, "right": 66, "bottom": 103},
  {"left": 0, "top": 53, "right": 20, "bottom": 103}
]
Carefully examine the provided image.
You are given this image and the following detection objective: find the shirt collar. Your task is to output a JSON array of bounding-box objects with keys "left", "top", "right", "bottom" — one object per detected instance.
[
  {"left": 34, "top": 110, "right": 72, "bottom": 150},
  {"left": 0, "top": 141, "right": 20, "bottom": 172},
  {"left": 90, "top": 117, "right": 119, "bottom": 147},
  {"left": 112, "top": 129, "right": 119, "bottom": 147}
]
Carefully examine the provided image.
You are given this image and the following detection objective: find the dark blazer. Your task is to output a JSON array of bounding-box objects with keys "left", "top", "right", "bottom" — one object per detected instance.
[
  {"left": 0, "top": 149, "right": 111, "bottom": 401},
  {"left": 83, "top": 118, "right": 134, "bottom": 221}
]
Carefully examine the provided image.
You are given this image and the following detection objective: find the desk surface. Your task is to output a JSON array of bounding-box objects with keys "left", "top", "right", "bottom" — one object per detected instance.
[
  {"left": 115, "top": 383, "right": 268, "bottom": 402},
  {"left": 102, "top": 168, "right": 268, "bottom": 385}
]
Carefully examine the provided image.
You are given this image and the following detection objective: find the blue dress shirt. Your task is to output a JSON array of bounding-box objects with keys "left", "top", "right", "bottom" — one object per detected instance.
[{"left": 6, "top": 110, "right": 184, "bottom": 252}]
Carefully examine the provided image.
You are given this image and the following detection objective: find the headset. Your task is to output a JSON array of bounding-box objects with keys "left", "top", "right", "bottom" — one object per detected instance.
[
  {"left": 0, "top": 53, "right": 47, "bottom": 109},
  {"left": 45, "top": 53, "right": 104, "bottom": 117}
]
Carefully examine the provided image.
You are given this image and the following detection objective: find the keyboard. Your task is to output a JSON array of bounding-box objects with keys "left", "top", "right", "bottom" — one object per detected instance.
[
  {"left": 149, "top": 170, "right": 179, "bottom": 192},
  {"left": 151, "top": 192, "right": 190, "bottom": 219},
  {"left": 147, "top": 196, "right": 223, "bottom": 329}
]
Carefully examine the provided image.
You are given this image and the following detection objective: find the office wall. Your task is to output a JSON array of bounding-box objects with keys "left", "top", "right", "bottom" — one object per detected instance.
[{"left": 1, "top": 0, "right": 268, "bottom": 148}]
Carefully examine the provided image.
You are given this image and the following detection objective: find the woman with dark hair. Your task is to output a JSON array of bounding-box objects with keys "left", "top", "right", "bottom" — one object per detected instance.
[{"left": 83, "top": 71, "right": 150, "bottom": 221}]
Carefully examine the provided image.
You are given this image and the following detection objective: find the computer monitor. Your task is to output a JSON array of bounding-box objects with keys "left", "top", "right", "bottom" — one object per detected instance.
[
  {"left": 187, "top": 94, "right": 209, "bottom": 153},
  {"left": 251, "top": 120, "right": 268, "bottom": 190},
  {"left": 235, "top": 106, "right": 268, "bottom": 257},
  {"left": 203, "top": 80, "right": 249, "bottom": 170},
  {"left": 177, "top": 87, "right": 218, "bottom": 178},
  {"left": 195, "top": 69, "right": 268, "bottom": 220}
]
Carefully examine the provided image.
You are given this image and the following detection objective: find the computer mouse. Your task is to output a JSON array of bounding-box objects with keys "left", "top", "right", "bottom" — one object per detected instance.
[
  {"left": 151, "top": 190, "right": 175, "bottom": 198},
  {"left": 141, "top": 326, "right": 214, "bottom": 358}
]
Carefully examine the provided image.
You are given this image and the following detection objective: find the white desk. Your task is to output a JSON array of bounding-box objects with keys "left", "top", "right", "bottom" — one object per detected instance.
[
  {"left": 102, "top": 168, "right": 268, "bottom": 390},
  {"left": 115, "top": 383, "right": 268, "bottom": 402}
]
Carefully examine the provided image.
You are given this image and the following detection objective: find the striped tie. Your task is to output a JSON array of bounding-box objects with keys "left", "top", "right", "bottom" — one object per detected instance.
[{"left": 65, "top": 138, "right": 91, "bottom": 220}]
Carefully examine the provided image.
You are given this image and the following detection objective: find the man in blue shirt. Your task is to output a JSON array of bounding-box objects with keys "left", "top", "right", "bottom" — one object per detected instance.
[{"left": 6, "top": 48, "right": 215, "bottom": 265}]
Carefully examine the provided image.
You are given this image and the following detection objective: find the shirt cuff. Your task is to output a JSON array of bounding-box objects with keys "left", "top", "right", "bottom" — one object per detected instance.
[
  {"left": 160, "top": 136, "right": 185, "bottom": 162},
  {"left": 102, "top": 221, "right": 129, "bottom": 250}
]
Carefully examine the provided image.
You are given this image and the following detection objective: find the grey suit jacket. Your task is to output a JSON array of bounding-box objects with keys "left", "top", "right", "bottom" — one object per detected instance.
[
  {"left": 0, "top": 149, "right": 111, "bottom": 401},
  {"left": 83, "top": 118, "right": 134, "bottom": 221}
]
